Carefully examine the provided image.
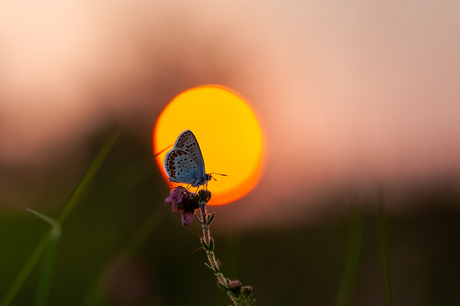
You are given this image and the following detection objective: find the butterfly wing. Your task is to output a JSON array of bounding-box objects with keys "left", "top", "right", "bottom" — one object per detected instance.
[
  {"left": 174, "top": 130, "right": 206, "bottom": 173},
  {"left": 164, "top": 148, "right": 205, "bottom": 185}
]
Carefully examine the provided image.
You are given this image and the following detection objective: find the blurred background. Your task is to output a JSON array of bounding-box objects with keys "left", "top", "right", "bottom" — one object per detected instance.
[{"left": 1, "top": 0, "right": 459, "bottom": 305}]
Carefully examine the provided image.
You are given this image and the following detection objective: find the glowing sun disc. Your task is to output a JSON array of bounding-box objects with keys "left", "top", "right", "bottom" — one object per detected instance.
[{"left": 153, "top": 85, "right": 265, "bottom": 205}]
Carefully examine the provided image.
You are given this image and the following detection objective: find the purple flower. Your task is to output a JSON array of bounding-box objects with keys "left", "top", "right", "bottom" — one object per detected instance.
[
  {"left": 181, "top": 212, "right": 195, "bottom": 227},
  {"left": 228, "top": 280, "right": 242, "bottom": 290},
  {"left": 165, "top": 186, "right": 199, "bottom": 226},
  {"left": 164, "top": 186, "right": 185, "bottom": 213}
]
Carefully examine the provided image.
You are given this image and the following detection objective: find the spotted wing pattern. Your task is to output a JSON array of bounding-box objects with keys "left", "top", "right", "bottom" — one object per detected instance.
[
  {"left": 163, "top": 130, "right": 210, "bottom": 187},
  {"left": 174, "top": 130, "right": 205, "bottom": 172}
]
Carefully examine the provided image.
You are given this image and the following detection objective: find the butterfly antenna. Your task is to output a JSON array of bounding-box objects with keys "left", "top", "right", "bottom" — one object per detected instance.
[
  {"left": 209, "top": 173, "right": 228, "bottom": 182},
  {"left": 153, "top": 144, "right": 173, "bottom": 158},
  {"left": 209, "top": 173, "right": 228, "bottom": 177}
]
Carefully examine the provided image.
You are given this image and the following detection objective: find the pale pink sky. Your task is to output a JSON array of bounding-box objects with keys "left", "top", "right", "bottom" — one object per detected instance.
[{"left": 1, "top": 0, "right": 459, "bottom": 227}]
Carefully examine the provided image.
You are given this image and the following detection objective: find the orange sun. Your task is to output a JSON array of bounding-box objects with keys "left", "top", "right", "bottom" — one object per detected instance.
[{"left": 153, "top": 85, "right": 265, "bottom": 205}]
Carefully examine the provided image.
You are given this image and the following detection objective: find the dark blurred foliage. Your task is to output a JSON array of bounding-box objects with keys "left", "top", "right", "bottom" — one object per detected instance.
[{"left": 0, "top": 129, "right": 459, "bottom": 306}]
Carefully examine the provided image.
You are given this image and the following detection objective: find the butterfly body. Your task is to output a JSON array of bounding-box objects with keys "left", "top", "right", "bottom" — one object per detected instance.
[{"left": 164, "top": 130, "right": 211, "bottom": 187}]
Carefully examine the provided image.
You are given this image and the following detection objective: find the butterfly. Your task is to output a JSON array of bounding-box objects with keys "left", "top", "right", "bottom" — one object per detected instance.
[{"left": 164, "top": 130, "right": 212, "bottom": 187}]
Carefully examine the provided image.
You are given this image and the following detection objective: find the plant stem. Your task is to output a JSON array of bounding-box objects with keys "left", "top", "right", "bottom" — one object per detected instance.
[
  {"left": 0, "top": 127, "right": 120, "bottom": 306},
  {"left": 198, "top": 205, "right": 239, "bottom": 306}
]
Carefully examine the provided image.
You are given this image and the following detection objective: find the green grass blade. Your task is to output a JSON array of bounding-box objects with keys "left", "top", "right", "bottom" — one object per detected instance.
[
  {"left": 26, "top": 209, "right": 59, "bottom": 228},
  {"left": 0, "top": 234, "right": 49, "bottom": 306},
  {"left": 2, "top": 210, "right": 62, "bottom": 306},
  {"left": 24, "top": 209, "right": 62, "bottom": 306},
  {"left": 34, "top": 235, "right": 59, "bottom": 306},
  {"left": 58, "top": 126, "right": 121, "bottom": 224},
  {"left": 377, "top": 190, "right": 394, "bottom": 306},
  {"left": 0, "top": 126, "right": 120, "bottom": 306},
  {"left": 336, "top": 202, "right": 362, "bottom": 306}
]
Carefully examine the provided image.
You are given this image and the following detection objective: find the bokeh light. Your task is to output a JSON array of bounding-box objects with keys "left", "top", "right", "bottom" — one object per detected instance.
[{"left": 153, "top": 85, "right": 265, "bottom": 205}]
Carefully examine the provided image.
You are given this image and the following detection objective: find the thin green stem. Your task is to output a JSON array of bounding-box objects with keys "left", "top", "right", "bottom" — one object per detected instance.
[
  {"left": 0, "top": 126, "right": 120, "bottom": 306},
  {"left": 58, "top": 126, "right": 121, "bottom": 224},
  {"left": 199, "top": 205, "right": 229, "bottom": 288},
  {"left": 198, "top": 204, "right": 249, "bottom": 306},
  {"left": 0, "top": 234, "right": 50, "bottom": 306},
  {"left": 25, "top": 209, "right": 62, "bottom": 306},
  {"left": 34, "top": 232, "right": 59, "bottom": 306}
]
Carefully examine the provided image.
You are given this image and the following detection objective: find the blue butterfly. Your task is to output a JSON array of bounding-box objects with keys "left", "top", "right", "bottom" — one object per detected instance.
[{"left": 164, "top": 130, "right": 212, "bottom": 187}]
